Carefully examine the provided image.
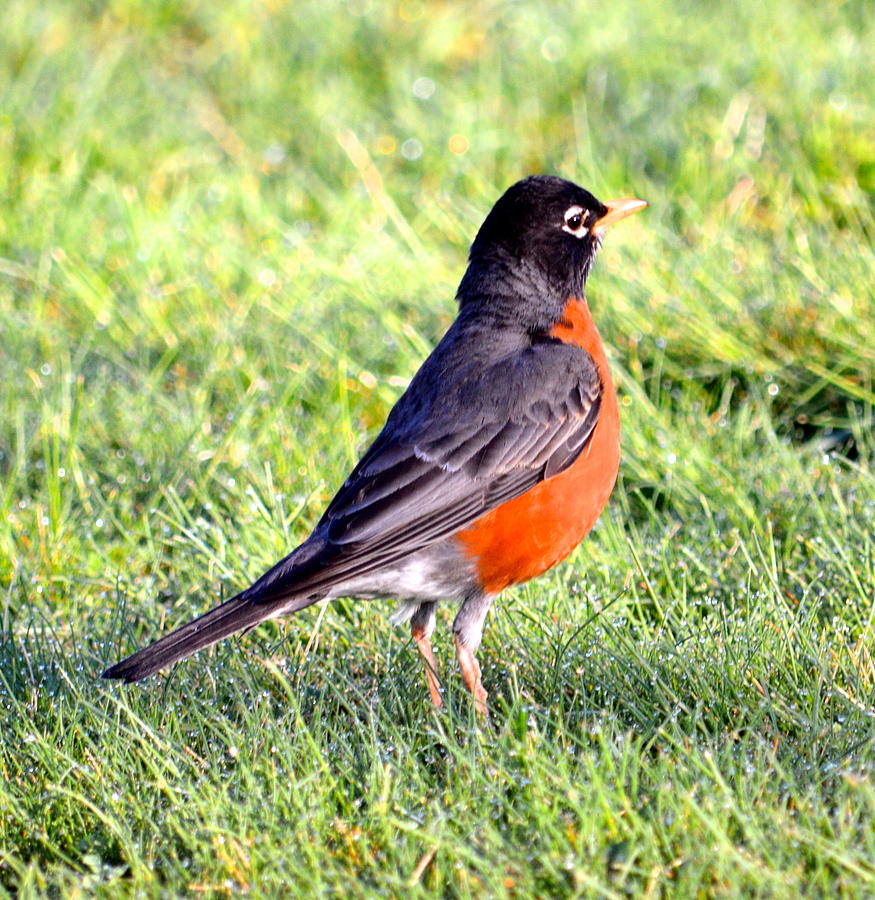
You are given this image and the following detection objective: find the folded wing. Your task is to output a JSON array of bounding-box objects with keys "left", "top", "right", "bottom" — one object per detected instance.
[{"left": 245, "top": 337, "right": 603, "bottom": 600}]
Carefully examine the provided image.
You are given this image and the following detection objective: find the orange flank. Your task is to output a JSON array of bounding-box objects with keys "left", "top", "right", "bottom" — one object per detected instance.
[{"left": 456, "top": 297, "right": 620, "bottom": 594}]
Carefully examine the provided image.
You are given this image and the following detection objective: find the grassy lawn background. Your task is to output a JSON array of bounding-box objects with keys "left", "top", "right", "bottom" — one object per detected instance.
[{"left": 1, "top": 0, "right": 874, "bottom": 895}]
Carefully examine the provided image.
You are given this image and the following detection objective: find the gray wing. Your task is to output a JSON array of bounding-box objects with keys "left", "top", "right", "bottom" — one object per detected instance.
[{"left": 245, "top": 336, "right": 603, "bottom": 599}]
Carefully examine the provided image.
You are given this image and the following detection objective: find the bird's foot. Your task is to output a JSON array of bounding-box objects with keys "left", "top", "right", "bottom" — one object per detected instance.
[
  {"left": 455, "top": 636, "right": 489, "bottom": 717},
  {"left": 412, "top": 626, "right": 443, "bottom": 708}
]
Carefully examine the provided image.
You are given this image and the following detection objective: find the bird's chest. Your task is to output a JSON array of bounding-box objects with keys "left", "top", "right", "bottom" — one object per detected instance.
[{"left": 456, "top": 297, "right": 620, "bottom": 593}]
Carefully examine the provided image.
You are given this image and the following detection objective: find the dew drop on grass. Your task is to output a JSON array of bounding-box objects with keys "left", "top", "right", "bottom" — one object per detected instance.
[
  {"left": 401, "top": 139, "right": 423, "bottom": 160},
  {"left": 263, "top": 143, "right": 286, "bottom": 167},
  {"left": 412, "top": 77, "right": 435, "bottom": 100}
]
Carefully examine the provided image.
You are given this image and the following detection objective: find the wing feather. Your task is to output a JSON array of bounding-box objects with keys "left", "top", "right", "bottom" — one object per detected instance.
[{"left": 246, "top": 336, "right": 605, "bottom": 601}]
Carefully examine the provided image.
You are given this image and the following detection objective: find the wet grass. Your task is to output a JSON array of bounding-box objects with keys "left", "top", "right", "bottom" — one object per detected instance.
[{"left": 2, "top": 0, "right": 874, "bottom": 896}]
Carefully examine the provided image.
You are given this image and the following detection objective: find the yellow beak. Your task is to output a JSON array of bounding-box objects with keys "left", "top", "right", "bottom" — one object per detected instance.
[{"left": 592, "top": 197, "right": 648, "bottom": 234}]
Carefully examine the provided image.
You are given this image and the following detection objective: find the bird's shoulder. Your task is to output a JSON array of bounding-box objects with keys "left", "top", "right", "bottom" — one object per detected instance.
[{"left": 384, "top": 313, "right": 601, "bottom": 446}]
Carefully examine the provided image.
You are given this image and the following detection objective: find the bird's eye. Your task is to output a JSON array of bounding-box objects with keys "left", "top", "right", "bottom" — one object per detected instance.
[{"left": 562, "top": 205, "right": 587, "bottom": 237}]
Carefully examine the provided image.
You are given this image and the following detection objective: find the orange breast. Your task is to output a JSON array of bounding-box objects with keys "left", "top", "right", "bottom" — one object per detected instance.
[{"left": 456, "top": 297, "right": 620, "bottom": 594}]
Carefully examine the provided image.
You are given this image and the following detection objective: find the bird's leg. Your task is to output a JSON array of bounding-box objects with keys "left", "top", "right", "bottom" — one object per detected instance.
[
  {"left": 454, "top": 636, "right": 488, "bottom": 716},
  {"left": 453, "top": 594, "right": 494, "bottom": 716},
  {"left": 410, "top": 602, "right": 442, "bottom": 708},
  {"left": 413, "top": 629, "right": 443, "bottom": 708}
]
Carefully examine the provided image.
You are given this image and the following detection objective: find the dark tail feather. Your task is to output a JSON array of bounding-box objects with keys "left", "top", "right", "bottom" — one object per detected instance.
[{"left": 101, "top": 590, "right": 318, "bottom": 683}]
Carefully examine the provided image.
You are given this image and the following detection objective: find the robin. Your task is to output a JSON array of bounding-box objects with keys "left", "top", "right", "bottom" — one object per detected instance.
[{"left": 102, "top": 175, "right": 646, "bottom": 714}]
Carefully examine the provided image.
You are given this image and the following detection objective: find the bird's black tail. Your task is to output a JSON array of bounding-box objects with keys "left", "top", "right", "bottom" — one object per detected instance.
[
  {"left": 102, "top": 536, "right": 336, "bottom": 682},
  {"left": 101, "top": 589, "right": 319, "bottom": 683}
]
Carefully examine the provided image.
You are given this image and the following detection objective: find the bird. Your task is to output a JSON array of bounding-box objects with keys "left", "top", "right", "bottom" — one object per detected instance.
[{"left": 102, "top": 175, "right": 646, "bottom": 714}]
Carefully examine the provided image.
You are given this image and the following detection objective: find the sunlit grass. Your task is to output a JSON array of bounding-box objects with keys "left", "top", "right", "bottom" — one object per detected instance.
[{"left": 1, "top": 0, "right": 874, "bottom": 896}]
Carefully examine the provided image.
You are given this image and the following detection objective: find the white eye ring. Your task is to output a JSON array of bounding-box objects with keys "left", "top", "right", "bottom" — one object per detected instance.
[{"left": 562, "top": 205, "right": 588, "bottom": 238}]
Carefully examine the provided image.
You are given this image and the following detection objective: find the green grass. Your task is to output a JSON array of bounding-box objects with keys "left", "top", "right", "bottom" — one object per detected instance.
[{"left": 2, "top": 0, "right": 874, "bottom": 895}]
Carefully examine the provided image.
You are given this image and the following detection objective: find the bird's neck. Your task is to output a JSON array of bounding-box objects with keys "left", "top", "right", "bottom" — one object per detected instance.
[{"left": 456, "top": 253, "right": 585, "bottom": 331}]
